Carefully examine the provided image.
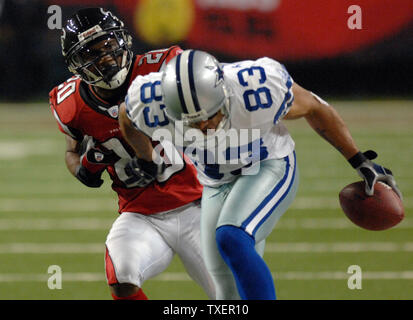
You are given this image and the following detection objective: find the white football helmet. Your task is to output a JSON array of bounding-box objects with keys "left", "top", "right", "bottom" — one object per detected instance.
[{"left": 161, "top": 50, "right": 231, "bottom": 133}]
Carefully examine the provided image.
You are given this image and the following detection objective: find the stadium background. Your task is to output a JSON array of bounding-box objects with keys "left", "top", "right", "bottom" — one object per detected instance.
[{"left": 0, "top": 0, "right": 412, "bottom": 300}]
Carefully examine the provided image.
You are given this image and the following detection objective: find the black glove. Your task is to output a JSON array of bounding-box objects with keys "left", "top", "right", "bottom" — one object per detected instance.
[
  {"left": 124, "top": 157, "right": 165, "bottom": 188},
  {"left": 75, "top": 165, "right": 104, "bottom": 188},
  {"left": 75, "top": 136, "right": 118, "bottom": 188},
  {"left": 79, "top": 136, "right": 118, "bottom": 165},
  {"left": 82, "top": 146, "right": 118, "bottom": 165},
  {"left": 348, "top": 150, "right": 402, "bottom": 199}
]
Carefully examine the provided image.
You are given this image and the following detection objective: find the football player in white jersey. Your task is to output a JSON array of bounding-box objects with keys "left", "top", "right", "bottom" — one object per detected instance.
[{"left": 119, "top": 50, "right": 401, "bottom": 300}]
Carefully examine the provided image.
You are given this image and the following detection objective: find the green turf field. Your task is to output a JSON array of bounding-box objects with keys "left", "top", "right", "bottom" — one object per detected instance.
[{"left": 0, "top": 100, "right": 412, "bottom": 300}]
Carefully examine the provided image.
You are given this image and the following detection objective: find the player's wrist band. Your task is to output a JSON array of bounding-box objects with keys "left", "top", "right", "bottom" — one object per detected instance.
[{"left": 348, "top": 151, "right": 368, "bottom": 169}]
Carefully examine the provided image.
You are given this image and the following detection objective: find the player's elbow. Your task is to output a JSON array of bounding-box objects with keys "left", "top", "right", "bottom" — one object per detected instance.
[
  {"left": 301, "top": 91, "right": 333, "bottom": 122},
  {"left": 304, "top": 98, "right": 324, "bottom": 120},
  {"left": 285, "top": 83, "right": 321, "bottom": 120}
]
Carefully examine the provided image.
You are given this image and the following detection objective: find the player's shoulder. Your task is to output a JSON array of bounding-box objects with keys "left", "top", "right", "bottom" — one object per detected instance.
[
  {"left": 224, "top": 58, "right": 294, "bottom": 126},
  {"left": 131, "top": 45, "right": 183, "bottom": 76},
  {"left": 125, "top": 71, "right": 165, "bottom": 127},
  {"left": 137, "top": 45, "right": 183, "bottom": 62},
  {"left": 223, "top": 57, "right": 291, "bottom": 83},
  {"left": 127, "top": 71, "right": 163, "bottom": 102},
  {"left": 49, "top": 75, "right": 83, "bottom": 124}
]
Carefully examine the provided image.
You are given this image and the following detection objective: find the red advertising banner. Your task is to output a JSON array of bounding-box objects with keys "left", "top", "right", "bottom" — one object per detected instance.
[
  {"left": 188, "top": 0, "right": 413, "bottom": 60},
  {"left": 123, "top": 0, "right": 413, "bottom": 60},
  {"left": 51, "top": 0, "right": 413, "bottom": 60}
]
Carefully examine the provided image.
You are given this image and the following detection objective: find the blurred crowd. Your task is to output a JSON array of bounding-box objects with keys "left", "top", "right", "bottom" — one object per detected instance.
[
  {"left": 0, "top": 0, "right": 412, "bottom": 101},
  {"left": 0, "top": 0, "right": 64, "bottom": 100}
]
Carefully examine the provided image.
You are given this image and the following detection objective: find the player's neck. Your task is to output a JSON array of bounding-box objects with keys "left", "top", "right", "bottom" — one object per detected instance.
[{"left": 92, "top": 86, "right": 118, "bottom": 102}]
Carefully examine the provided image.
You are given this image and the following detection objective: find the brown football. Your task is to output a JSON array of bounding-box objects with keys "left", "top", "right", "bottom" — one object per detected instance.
[{"left": 339, "top": 181, "right": 404, "bottom": 231}]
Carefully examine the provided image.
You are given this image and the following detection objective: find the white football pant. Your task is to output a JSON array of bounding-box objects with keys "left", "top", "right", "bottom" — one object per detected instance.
[{"left": 105, "top": 201, "right": 216, "bottom": 299}]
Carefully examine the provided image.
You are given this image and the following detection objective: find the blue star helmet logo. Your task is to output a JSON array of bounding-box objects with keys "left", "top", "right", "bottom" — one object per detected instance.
[
  {"left": 205, "top": 65, "right": 224, "bottom": 87},
  {"left": 215, "top": 66, "right": 224, "bottom": 87}
]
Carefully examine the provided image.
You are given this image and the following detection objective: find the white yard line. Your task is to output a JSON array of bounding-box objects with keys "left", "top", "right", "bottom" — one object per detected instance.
[
  {"left": 0, "top": 141, "right": 60, "bottom": 159},
  {"left": 291, "top": 197, "right": 412, "bottom": 210},
  {"left": 1, "top": 197, "right": 410, "bottom": 212},
  {"left": 264, "top": 242, "right": 413, "bottom": 253},
  {"left": 273, "top": 271, "right": 413, "bottom": 280},
  {"left": 0, "top": 199, "right": 117, "bottom": 212},
  {"left": 0, "top": 273, "right": 103, "bottom": 282},
  {"left": 277, "top": 217, "right": 413, "bottom": 229},
  {"left": 0, "top": 243, "right": 104, "bottom": 254},
  {"left": 1, "top": 271, "right": 413, "bottom": 282},
  {"left": 0, "top": 218, "right": 115, "bottom": 230},
  {"left": 0, "top": 217, "right": 411, "bottom": 230},
  {"left": 1, "top": 242, "right": 413, "bottom": 254}
]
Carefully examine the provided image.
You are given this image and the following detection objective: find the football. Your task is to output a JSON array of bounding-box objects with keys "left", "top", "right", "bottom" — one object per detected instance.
[{"left": 339, "top": 181, "right": 404, "bottom": 231}]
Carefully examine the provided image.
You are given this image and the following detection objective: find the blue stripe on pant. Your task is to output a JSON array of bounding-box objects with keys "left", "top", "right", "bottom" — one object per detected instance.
[{"left": 241, "top": 152, "right": 297, "bottom": 237}]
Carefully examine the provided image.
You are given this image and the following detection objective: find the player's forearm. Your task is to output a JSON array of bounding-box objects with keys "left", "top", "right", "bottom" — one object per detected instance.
[
  {"left": 119, "top": 103, "right": 154, "bottom": 162},
  {"left": 65, "top": 151, "right": 81, "bottom": 176},
  {"left": 123, "top": 126, "right": 154, "bottom": 162},
  {"left": 65, "top": 135, "right": 81, "bottom": 176},
  {"left": 305, "top": 103, "right": 359, "bottom": 160}
]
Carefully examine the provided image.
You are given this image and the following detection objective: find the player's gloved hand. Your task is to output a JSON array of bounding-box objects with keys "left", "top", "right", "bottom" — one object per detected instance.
[
  {"left": 348, "top": 150, "right": 402, "bottom": 200},
  {"left": 75, "top": 165, "right": 104, "bottom": 188},
  {"left": 79, "top": 136, "right": 118, "bottom": 168},
  {"left": 81, "top": 145, "right": 118, "bottom": 167},
  {"left": 124, "top": 157, "right": 165, "bottom": 187},
  {"left": 75, "top": 137, "right": 118, "bottom": 188}
]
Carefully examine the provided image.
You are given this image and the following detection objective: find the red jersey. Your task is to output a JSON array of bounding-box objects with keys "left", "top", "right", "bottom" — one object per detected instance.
[{"left": 49, "top": 46, "right": 203, "bottom": 214}]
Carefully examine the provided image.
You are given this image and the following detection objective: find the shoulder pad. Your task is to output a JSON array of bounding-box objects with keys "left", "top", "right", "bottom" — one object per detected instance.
[
  {"left": 49, "top": 76, "right": 84, "bottom": 140},
  {"left": 134, "top": 46, "right": 183, "bottom": 73},
  {"left": 224, "top": 58, "right": 294, "bottom": 126}
]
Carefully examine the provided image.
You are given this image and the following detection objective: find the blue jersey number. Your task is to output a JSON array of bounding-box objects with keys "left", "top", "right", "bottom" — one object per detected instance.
[
  {"left": 143, "top": 105, "right": 169, "bottom": 128},
  {"left": 140, "top": 81, "right": 162, "bottom": 103},
  {"left": 237, "top": 66, "right": 273, "bottom": 112},
  {"left": 141, "top": 81, "right": 170, "bottom": 128}
]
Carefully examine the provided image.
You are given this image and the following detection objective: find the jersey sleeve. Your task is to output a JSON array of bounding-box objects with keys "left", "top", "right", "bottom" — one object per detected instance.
[
  {"left": 163, "top": 45, "right": 183, "bottom": 66},
  {"left": 257, "top": 57, "right": 294, "bottom": 125},
  {"left": 49, "top": 76, "right": 84, "bottom": 141},
  {"left": 134, "top": 45, "right": 183, "bottom": 75},
  {"left": 268, "top": 59, "right": 294, "bottom": 124},
  {"left": 125, "top": 72, "right": 174, "bottom": 139}
]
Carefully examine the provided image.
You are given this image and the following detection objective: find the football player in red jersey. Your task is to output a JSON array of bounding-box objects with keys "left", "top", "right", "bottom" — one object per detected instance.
[{"left": 49, "top": 8, "right": 215, "bottom": 300}]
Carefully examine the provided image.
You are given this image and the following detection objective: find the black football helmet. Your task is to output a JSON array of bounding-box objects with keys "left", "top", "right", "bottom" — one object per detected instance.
[{"left": 61, "top": 8, "right": 133, "bottom": 89}]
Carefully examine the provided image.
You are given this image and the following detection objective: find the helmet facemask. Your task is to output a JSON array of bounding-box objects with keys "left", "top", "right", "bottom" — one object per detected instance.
[{"left": 66, "top": 30, "right": 132, "bottom": 89}]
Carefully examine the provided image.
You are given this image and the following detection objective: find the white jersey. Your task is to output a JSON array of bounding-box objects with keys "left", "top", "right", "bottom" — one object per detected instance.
[{"left": 126, "top": 57, "right": 295, "bottom": 187}]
